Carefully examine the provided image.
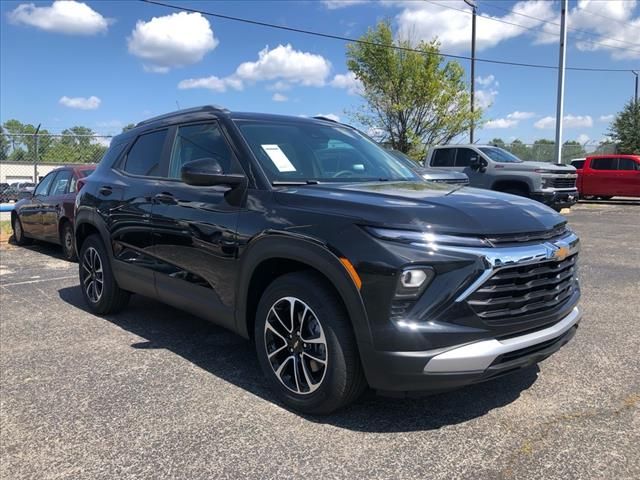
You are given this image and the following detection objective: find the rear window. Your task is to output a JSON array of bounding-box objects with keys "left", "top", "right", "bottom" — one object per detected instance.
[
  {"left": 431, "top": 148, "right": 456, "bottom": 167},
  {"left": 591, "top": 158, "right": 617, "bottom": 170},
  {"left": 123, "top": 129, "right": 168, "bottom": 176}
]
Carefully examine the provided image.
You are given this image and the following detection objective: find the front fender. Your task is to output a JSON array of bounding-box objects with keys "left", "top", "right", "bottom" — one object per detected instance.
[{"left": 235, "top": 232, "right": 373, "bottom": 348}]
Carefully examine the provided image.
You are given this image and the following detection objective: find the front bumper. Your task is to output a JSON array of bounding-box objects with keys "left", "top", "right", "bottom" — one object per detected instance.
[
  {"left": 532, "top": 189, "right": 578, "bottom": 208},
  {"left": 362, "top": 306, "right": 581, "bottom": 393}
]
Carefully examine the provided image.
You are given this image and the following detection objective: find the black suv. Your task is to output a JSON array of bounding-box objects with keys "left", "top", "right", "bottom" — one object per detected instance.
[{"left": 75, "top": 106, "right": 581, "bottom": 414}]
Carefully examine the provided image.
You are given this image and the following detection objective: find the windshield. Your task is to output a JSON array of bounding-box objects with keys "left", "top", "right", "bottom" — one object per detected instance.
[
  {"left": 479, "top": 147, "right": 523, "bottom": 163},
  {"left": 236, "top": 120, "right": 419, "bottom": 183}
]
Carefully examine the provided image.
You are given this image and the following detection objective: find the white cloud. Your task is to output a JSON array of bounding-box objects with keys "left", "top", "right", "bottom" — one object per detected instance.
[
  {"left": 272, "top": 93, "right": 288, "bottom": 102},
  {"left": 599, "top": 114, "right": 614, "bottom": 122},
  {"left": 476, "top": 75, "right": 498, "bottom": 87},
  {"left": 235, "top": 44, "right": 331, "bottom": 86},
  {"left": 128, "top": 12, "right": 218, "bottom": 73},
  {"left": 316, "top": 113, "right": 341, "bottom": 122},
  {"left": 59, "top": 95, "right": 101, "bottom": 110},
  {"left": 267, "top": 81, "right": 292, "bottom": 92},
  {"left": 323, "top": 0, "right": 369, "bottom": 9},
  {"left": 534, "top": 114, "right": 593, "bottom": 129},
  {"left": 91, "top": 136, "right": 111, "bottom": 147},
  {"left": 8, "top": 0, "right": 111, "bottom": 35},
  {"left": 485, "top": 118, "right": 518, "bottom": 129},
  {"left": 178, "top": 75, "right": 243, "bottom": 92},
  {"left": 508, "top": 111, "right": 536, "bottom": 120},
  {"left": 396, "top": 0, "right": 557, "bottom": 53},
  {"left": 576, "top": 133, "right": 590, "bottom": 144},
  {"left": 330, "top": 72, "right": 364, "bottom": 95}
]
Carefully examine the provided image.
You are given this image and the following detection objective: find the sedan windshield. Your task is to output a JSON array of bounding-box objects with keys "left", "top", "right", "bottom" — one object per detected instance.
[
  {"left": 479, "top": 147, "right": 523, "bottom": 163},
  {"left": 235, "top": 120, "right": 419, "bottom": 183}
]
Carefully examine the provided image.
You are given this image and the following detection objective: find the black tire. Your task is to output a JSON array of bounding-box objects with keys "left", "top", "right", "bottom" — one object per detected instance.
[
  {"left": 12, "top": 215, "right": 32, "bottom": 246},
  {"left": 78, "top": 234, "right": 130, "bottom": 314},
  {"left": 60, "top": 221, "right": 76, "bottom": 261},
  {"left": 255, "top": 271, "right": 367, "bottom": 415}
]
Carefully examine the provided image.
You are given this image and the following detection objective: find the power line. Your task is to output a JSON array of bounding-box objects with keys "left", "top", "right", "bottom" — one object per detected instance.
[
  {"left": 139, "top": 0, "right": 636, "bottom": 73},
  {"left": 575, "top": 3, "right": 640, "bottom": 29},
  {"left": 478, "top": 0, "right": 640, "bottom": 49},
  {"left": 427, "top": 0, "right": 640, "bottom": 56}
]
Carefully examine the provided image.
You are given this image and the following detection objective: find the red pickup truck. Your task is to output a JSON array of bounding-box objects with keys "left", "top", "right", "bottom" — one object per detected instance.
[{"left": 571, "top": 154, "right": 640, "bottom": 199}]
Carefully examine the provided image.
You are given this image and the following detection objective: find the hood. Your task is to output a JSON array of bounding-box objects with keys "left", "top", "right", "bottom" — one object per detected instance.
[
  {"left": 499, "top": 161, "right": 576, "bottom": 172},
  {"left": 275, "top": 181, "right": 565, "bottom": 236}
]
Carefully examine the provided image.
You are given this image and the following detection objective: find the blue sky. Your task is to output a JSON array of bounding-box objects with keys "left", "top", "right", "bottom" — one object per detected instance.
[{"left": 1, "top": 0, "right": 639, "bottom": 146}]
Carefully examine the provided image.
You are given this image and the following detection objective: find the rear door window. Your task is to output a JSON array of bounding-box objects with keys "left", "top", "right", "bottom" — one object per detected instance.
[
  {"left": 617, "top": 158, "right": 638, "bottom": 170},
  {"left": 590, "top": 158, "right": 617, "bottom": 170},
  {"left": 50, "top": 170, "right": 72, "bottom": 195},
  {"left": 431, "top": 148, "right": 456, "bottom": 167},
  {"left": 123, "top": 129, "right": 168, "bottom": 177}
]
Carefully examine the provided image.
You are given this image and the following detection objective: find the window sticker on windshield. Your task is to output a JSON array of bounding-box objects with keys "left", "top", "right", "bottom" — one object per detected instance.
[{"left": 261, "top": 144, "right": 296, "bottom": 172}]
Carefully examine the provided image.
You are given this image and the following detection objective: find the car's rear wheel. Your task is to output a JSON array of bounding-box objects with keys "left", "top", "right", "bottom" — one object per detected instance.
[
  {"left": 60, "top": 222, "right": 76, "bottom": 261},
  {"left": 79, "top": 234, "right": 129, "bottom": 314},
  {"left": 12, "top": 215, "right": 32, "bottom": 246},
  {"left": 255, "top": 272, "right": 367, "bottom": 414}
]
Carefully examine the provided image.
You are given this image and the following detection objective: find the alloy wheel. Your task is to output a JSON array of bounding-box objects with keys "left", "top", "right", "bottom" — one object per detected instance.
[
  {"left": 82, "top": 247, "right": 104, "bottom": 303},
  {"left": 64, "top": 228, "right": 74, "bottom": 257},
  {"left": 264, "top": 297, "right": 328, "bottom": 395}
]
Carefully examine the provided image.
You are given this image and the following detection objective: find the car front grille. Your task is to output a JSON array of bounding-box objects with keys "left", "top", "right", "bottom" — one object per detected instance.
[
  {"left": 467, "top": 254, "right": 578, "bottom": 325},
  {"left": 486, "top": 224, "right": 568, "bottom": 245},
  {"left": 549, "top": 177, "right": 577, "bottom": 188}
]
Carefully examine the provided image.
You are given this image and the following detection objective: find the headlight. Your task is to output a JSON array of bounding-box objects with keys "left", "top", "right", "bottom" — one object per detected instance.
[{"left": 365, "top": 227, "right": 491, "bottom": 248}]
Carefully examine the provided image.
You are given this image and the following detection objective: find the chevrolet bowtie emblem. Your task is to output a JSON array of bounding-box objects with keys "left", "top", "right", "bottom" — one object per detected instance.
[{"left": 553, "top": 246, "right": 570, "bottom": 262}]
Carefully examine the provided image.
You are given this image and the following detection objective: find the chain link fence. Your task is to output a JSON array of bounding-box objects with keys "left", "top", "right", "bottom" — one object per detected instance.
[
  {"left": 1, "top": 133, "right": 113, "bottom": 185},
  {"left": 491, "top": 141, "right": 618, "bottom": 164}
]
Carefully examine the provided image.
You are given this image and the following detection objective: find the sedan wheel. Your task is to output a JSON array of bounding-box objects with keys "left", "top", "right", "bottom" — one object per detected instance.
[
  {"left": 12, "top": 216, "right": 31, "bottom": 246},
  {"left": 264, "top": 297, "right": 328, "bottom": 395}
]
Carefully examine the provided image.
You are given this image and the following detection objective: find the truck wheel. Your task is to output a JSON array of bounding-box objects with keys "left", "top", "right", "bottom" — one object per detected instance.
[
  {"left": 60, "top": 222, "right": 76, "bottom": 261},
  {"left": 255, "top": 271, "right": 367, "bottom": 414},
  {"left": 12, "top": 215, "right": 32, "bottom": 246},
  {"left": 79, "top": 234, "right": 130, "bottom": 314}
]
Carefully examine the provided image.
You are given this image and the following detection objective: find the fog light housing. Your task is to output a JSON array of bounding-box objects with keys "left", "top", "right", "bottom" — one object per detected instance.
[{"left": 395, "top": 267, "right": 435, "bottom": 299}]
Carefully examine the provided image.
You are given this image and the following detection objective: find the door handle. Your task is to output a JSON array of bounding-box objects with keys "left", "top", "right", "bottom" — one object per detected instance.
[
  {"left": 99, "top": 186, "right": 113, "bottom": 196},
  {"left": 154, "top": 192, "right": 176, "bottom": 204}
]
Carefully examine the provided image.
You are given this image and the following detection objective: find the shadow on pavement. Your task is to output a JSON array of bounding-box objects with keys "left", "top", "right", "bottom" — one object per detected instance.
[
  {"left": 577, "top": 198, "right": 639, "bottom": 207},
  {"left": 58, "top": 285, "right": 539, "bottom": 432}
]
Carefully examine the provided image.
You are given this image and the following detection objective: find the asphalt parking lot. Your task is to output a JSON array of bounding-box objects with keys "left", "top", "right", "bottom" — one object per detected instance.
[{"left": 1, "top": 200, "right": 639, "bottom": 480}]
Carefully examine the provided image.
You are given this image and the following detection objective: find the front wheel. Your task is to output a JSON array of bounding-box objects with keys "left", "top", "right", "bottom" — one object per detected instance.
[
  {"left": 79, "top": 234, "right": 130, "bottom": 314},
  {"left": 255, "top": 272, "right": 367, "bottom": 414},
  {"left": 12, "top": 215, "right": 32, "bottom": 246},
  {"left": 60, "top": 222, "right": 76, "bottom": 261}
]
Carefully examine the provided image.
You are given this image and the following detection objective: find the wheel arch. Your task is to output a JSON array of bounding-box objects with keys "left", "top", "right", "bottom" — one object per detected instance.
[
  {"left": 236, "top": 234, "right": 372, "bottom": 348},
  {"left": 492, "top": 178, "right": 532, "bottom": 195}
]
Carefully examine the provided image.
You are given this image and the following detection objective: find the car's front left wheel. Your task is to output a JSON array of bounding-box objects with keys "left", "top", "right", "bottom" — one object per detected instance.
[
  {"left": 79, "top": 234, "right": 130, "bottom": 314},
  {"left": 255, "top": 272, "right": 367, "bottom": 415}
]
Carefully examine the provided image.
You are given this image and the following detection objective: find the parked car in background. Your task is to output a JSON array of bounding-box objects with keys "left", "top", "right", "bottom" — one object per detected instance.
[
  {"left": 426, "top": 145, "right": 578, "bottom": 211},
  {"left": 11, "top": 165, "right": 96, "bottom": 260},
  {"left": 74, "top": 106, "right": 581, "bottom": 414},
  {"left": 572, "top": 155, "right": 640, "bottom": 199},
  {"left": 387, "top": 149, "right": 469, "bottom": 185},
  {"left": 16, "top": 182, "right": 36, "bottom": 200}
]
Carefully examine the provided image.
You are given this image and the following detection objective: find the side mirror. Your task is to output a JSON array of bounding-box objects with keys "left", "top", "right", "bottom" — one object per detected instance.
[
  {"left": 469, "top": 156, "right": 487, "bottom": 171},
  {"left": 180, "top": 158, "right": 245, "bottom": 187}
]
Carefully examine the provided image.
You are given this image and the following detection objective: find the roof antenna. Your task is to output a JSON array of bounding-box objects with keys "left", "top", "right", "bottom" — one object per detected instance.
[{"left": 176, "top": 100, "right": 181, "bottom": 110}]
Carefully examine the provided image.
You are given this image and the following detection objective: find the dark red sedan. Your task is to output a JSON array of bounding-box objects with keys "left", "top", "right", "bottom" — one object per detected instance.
[{"left": 11, "top": 164, "right": 96, "bottom": 260}]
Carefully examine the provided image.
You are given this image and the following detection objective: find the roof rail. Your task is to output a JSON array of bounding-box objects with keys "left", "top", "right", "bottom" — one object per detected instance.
[
  {"left": 312, "top": 115, "right": 340, "bottom": 123},
  {"left": 136, "top": 105, "right": 229, "bottom": 127}
]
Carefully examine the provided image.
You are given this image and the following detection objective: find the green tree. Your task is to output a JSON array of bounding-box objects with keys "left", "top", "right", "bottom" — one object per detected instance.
[
  {"left": 0, "top": 128, "right": 8, "bottom": 161},
  {"left": 489, "top": 138, "right": 506, "bottom": 148},
  {"left": 122, "top": 123, "right": 136, "bottom": 132},
  {"left": 562, "top": 140, "right": 587, "bottom": 163},
  {"left": 506, "top": 139, "right": 531, "bottom": 160},
  {"left": 531, "top": 139, "right": 555, "bottom": 162},
  {"left": 609, "top": 100, "right": 640, "bottom": 154},
  {"left": 346, "top": 21, "right": 480, "bottom": 158}
]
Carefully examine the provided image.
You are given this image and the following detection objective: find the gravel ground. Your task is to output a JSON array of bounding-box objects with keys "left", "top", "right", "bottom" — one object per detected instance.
[{"left": 1, "top": 200, "right": 639, "bottom": 480}]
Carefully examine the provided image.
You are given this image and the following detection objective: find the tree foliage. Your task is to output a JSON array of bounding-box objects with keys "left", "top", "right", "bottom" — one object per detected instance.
[
  {"left": 609, "top": 100, "right": 640, "bottom": 154},
  {"left": 1, "top": 120, "right": 107, "bottom": 164},
  {"left": 489, "top": 138, "right": 587, "bottom": 162},
  {"left": 346, "top": 21, "right": 480, "bottom": 158}
]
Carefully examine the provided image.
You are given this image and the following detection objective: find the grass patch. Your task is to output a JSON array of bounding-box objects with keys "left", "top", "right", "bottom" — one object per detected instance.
[{"left": 0, "top": 220, "right": 13, "bottom": 243}]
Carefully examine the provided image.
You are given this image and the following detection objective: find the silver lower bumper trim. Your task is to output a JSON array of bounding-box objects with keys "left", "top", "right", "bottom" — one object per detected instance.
[{"left": 423, "top": 307, "right": 581, "bottom": 373}]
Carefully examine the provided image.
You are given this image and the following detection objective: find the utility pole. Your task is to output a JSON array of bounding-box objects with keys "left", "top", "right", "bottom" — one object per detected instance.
[
  {"left": 34, "top": 123, "right": 41, "bottom": 183},
  {"left": 464, "top": 0, "right": 477, "bottom": 144},
  {"left": 633, "top": 71, "right": 638, "bottom": 105},
  {"left": 554, "top": 0, "right": 568, "bottom": 164}
]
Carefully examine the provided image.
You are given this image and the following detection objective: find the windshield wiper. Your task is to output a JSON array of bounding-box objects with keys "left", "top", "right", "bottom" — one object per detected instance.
[{"left": 272, "top": 180, "right": 320, "bottom": 186}]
